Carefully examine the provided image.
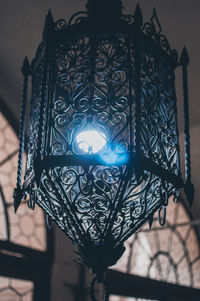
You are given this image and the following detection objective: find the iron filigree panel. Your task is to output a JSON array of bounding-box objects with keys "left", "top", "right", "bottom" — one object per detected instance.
[
  {"left": 140, "top": 44, "right": 180, "bottom": 176},
  {"left": 49, "top": 34, "right": 132, "bottom": 157}
]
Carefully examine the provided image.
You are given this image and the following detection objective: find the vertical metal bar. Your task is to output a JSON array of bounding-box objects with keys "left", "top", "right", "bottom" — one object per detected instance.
[
  {"left": 13, "top": 57, "right": 30, "bottom": 212},
  {"left": 180, "top": 47, "right": 191, "bottom": 183},
  {"left": 180, "top": 47, "right": 194, "bottom": 207},
  {"left": 134, "top": 34, "right": 141, "bottom": 156},
  {"left": 133, "top": 4, "right": 143, "bottom": 180},
  {"left": 127, "top": 39, "right": 134, "bottom": 153},
  {"left": 88, "top": 35, "right": 96, "bottom": 119},
  {"left": 44, "top": 11, "right": 56, "bottom": 158},
  {"left": 172, "top": 72, "right": 181, "bottom": 177},
  {"left": 37, "top": 11, "right": 54, "bottom": 162}
]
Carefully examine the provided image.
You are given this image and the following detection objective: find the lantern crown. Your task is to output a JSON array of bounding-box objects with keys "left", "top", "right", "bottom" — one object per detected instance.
[{"left": 86, "top": 0, "right": 123, "bottom": 18}]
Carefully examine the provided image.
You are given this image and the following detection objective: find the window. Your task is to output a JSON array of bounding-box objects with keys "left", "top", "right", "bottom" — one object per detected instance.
[
  {"left": 108, "top": 199, "right": 200, "bottom": 301},
  {"left": 0, "top": 276, "right": 33, "bottom": 301},
  {"left": 0, "top": 111, "right": 46, "bottom": 250},
  {"left": 0, "top": 104, "right": 53, "bottom": 301},
  {"left": 111, "top": 200, "right": 200, "bottom": 289}
]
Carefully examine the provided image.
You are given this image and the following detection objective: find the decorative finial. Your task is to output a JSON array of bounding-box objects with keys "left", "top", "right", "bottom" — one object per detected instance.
[
  {"left": 21, "top": 57, "right": 30, "bottom": 76},
  {"left": 43, "top": 10, "right": 54, "bottom": 39},
  {"left": 134, "top": 3, "right": 143, "bottom": 28},
  {"left": 14, "top": 188, "right": 23, "bottom": 213},
  {"left": 180, "top": 46, "right": 190, "bottom": 66},
  {"left": 46, "top": 9, "right": 54, "bottom": 25},
  {"left": 148, "top": 214, "right": 154, "bottom": 229},
  {"left": 151, "top": 8, "right": 161, "bottom": 35}
]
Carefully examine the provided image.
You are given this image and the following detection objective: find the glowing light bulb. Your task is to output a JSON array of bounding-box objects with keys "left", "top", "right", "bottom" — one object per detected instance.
[{"left": 76, "top": 130, "right": 106, "bottom": 153}]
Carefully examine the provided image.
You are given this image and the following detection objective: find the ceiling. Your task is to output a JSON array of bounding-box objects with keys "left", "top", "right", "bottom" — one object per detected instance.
[{"left": 0, "top": 0, "right": 199, "bottom": 221}]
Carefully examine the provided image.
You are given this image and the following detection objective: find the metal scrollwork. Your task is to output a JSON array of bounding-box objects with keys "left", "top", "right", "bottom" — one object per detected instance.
[{"left": 143, "top": 9, "right": 178, "bottom": 62}]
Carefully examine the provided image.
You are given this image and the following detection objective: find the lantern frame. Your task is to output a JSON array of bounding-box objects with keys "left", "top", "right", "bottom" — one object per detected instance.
[{"left": 14, "top": 0, "right": 194, "bottom": 295}]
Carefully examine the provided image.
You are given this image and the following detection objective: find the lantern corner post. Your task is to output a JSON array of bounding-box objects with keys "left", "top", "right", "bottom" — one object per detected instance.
[
  {"left": 36, "top": 10, "right": 55, "bottom": 165},
  {"left": 180, "top": 46, "right": 195, "bottom": 207},
  {"left": 13, "top": 57, "right": 31, "bottom": 213},
  {"left": 133, "top": 4, "right": 143, "bottom": 182}
]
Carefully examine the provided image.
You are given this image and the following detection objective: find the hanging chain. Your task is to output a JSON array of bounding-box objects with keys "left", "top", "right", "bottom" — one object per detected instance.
[
  {"left": 89, "top": 276, "right": 109, "bottom": 301},
  {"left": 13, "top": 57, "right": 30, "bottom": 212}
]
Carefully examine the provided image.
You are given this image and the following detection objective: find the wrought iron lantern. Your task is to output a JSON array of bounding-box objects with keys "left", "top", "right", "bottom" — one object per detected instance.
[{"left": 14, "top": 0, "right": 194, "bottom": 299}]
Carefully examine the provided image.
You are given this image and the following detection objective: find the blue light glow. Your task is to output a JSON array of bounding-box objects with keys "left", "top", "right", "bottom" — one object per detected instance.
[{"left": 100, "top": 151, "right": 129, "bottom": 165}]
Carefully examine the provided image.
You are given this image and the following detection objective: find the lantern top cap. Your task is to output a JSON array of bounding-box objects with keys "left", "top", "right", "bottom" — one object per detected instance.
[
  {"left": 86, "top": 0, "right": 123, "bottom": 17},
  {"left": 37, "top": 2, "right": 178, "bottom": 67}
]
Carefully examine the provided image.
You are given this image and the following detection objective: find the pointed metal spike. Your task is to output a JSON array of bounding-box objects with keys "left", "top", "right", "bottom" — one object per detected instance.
[
  {"left": 14, "top": 202, "right": 20, "bottom": 213},
  {"left": 13, "top": 188, "right": 23, "bottom": 213},
  {"left": 134, "top": 3, "right": 143, "bottom": 28},
  {"left": 43, "top": 10, "right": 54, "bottom": 39},
  {"left": 180, "top": 46, "right": 190, "bottom": 66},
  {"left": 184, "top": 182, "right": 195, "bottom": 208},
  {"left": 46, "top": 9, "right": 54, "bottom": 24},
  {"left": 148, "top": 215, "right": 154, "bottom": 229},
  {"left": 151, "top": 8, "right": 161, "bottom": 34},
  {"left": 21, "top": 57, "right": 30, "bottom": 76}
]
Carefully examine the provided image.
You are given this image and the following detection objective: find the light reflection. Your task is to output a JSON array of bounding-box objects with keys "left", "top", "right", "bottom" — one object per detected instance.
[
  {"left": 76, "top": 130, "right": 106, "bottom": 153},
  {"left": 100, "top": 151, "right": 129, "bottom": 165},
  {"left": 76, "top": 128, "right": 129, "bottom": 164},
  {"left": 100, "top": 142, "right": 129, "bottom": 165}
]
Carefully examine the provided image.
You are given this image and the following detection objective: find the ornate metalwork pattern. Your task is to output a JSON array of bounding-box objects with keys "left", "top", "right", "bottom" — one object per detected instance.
[
  {"left": 14, "top": 1, "right": 193, "bottom": 283},
  {"left": 112, "top": 200, "right": 200, "bottom": 288},
  {"left": 0, "top": 111, "right": 46, "bottom": 251},
  {"left": 140, "top": 47, "right": 179, "bottom": 176},
  {"left": 142, "top": 9, "right": 178, "bottom": 62},
  {"left": 50, "top": 35, "right": 131, "bottom": 157}
]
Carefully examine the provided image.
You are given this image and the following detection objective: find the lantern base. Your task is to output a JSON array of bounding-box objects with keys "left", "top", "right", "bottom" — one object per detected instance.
[{"left": 76, "top": 241, "right": 126, "bottom": 281}]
